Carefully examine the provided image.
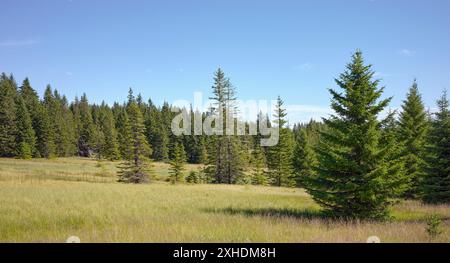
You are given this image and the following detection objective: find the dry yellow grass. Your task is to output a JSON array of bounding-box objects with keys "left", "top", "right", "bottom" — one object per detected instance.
[{"left": 0, "top": 158, "right": 449, "bottom": 243}]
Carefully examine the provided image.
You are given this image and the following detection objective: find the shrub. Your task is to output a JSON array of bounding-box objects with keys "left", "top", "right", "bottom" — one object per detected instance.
[{"left": 426, "top": 214, "right": 444, "bottom": 238}]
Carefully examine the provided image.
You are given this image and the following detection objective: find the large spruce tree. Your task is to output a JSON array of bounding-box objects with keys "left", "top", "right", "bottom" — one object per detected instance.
[
  {"left": 77, "top": 94, "right": 96, "bottom": 157},
  {"left": 169, "top": 142, "right": 187, "bottom": 184},
  {"left": 304, "top": 51, "right": 405, "bottom": 219},
  {"left": 15, "top": 96, "right": 36, "bottom": 158},
  {"left": 36, "top": 104, "right": 56, "bottom": 158},
  {"left": 97, "top": 102, "right": 120, "bottom": 160},
  {"left": 266, "top": 96, "right": 295, "bottom": 187},
  {"left": 116, "top": 107, "right": 133, "bottom": 160},
  {"left": 117, "top": 93, "right": 152, "bottom": 183},
  {"left": 292, "top": 129, "right": 316, "bottom": 187},
  {"left": 0, "top": 74, "right": 18, "bottom": 157},
  {"left": 19, "top": 78, "right": 43, "bottom": 157},
  {"left": 145, "top": 100, "right": 170, "bottom": 162},
  {"left": 251, "top": 146, "right": 268, "bottom": 185},
  {"left": 207, "top": 68, "right": 243, "bottom": 184},
  {"left": 58, "top": 94, "right": 76, "bottom": 156},
  {"left": 422, "top": 90, "right": 450, "bottom": 203},
  {"left": 398, "top": 80, "right": 429, "bottom": 198}
]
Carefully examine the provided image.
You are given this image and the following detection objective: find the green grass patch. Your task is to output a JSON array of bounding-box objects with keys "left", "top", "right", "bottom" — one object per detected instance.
[{"left": 0, "top": 158, "right": 449, "bottom": 242}]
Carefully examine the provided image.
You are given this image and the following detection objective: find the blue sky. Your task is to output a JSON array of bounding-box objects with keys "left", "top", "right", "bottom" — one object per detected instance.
[{"left": 1, "top": 0, "right": 450, "bottom": 123}]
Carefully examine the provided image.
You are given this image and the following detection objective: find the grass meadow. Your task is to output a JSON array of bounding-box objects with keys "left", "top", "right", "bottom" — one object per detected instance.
[{"left": 0, "top": 158, "right": 449, "bottom": 243}]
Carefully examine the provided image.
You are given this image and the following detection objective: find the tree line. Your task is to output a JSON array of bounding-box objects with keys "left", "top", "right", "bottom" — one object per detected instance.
[{"left": 0, "top": 50, "right": 449, "bottom": 219}]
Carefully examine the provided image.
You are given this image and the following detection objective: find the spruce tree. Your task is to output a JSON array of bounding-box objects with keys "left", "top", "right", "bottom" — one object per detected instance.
[
  {"left": 58, "top": 95, "right": 76, "bottom": 156},
  {"left": 91, "top": 104, "right": 106, "bottom": 159},
  {"left": 292, "top": 129, "right": 316, "bottom": 187},
  {"left": 77, "top": 94, "right": 96, "bottom": 157},
  {"left": 98, "top": 102, "right": 120, "bottom": 160},
  {"left": 197, "top": 137, "right": 208, "bottom": 164},
  {"left": 44, "top": 86, "right": 73, "bottom": 157},
  {"left": 117, "top": 95, "right": 152, "bottom": 183},
  {"left": 207, "top": 68, "right": 243, "bottom": 184},
  {"left": 71, "top": 96, "right": 82, "bottom": 155},
  {"left": 36, "top": 104, "right": 56, "bottom": 158},
  {"left": 22, "top": 84, "right": 56, "bottom": 159},
  {"left": 186, "top": 171, "right": 200, "bottom": 184},
  {"left": 145, "top": 101, "right": 169, "bottom": 162},
  {"left": 422, "top": 90, "right": 450, "bottom": 203},
  {"left": 251, "top": 146, "right": 268, "bottom": 185},
  {"left": 398, "top": 80, "right": 429, "bottom": 198},
  {"left": 116, "top": 107, "right": 133, "bottom": 160},
  {"left": 0, "top": 73, "right": 18, "bottom": 157},
  {"left": 19, "top": 78, "right": 42, "bottom": 157},
  {"left": 303, "top": 51, "right": 404, "bottom": 219},
  {"left": 169, "top": 142, "right": 187, "bottom": 184},
  {"left": 47, "top": 89, "right": 75, "bottom": 157},
  {"left": 266, "top": 96, "right": 295, "bottom": 187},
  {"left": 15, "top": 96, "right": 36, "bottom": 159}
]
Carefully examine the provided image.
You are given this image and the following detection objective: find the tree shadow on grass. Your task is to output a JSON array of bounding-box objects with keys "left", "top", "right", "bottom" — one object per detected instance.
[{"left": 203, "top": 207, "right": 331, "bottom": 221}]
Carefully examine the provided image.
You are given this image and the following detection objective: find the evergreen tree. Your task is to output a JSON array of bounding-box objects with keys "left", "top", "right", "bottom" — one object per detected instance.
[
  {"left": 169, "top": 142, "right": 187, "bottom": 184},
  {"left": 398, "top": 80, "right": 429, "bottom": 198},
  {"left": 46, "top": 89, "right": 75, "bottom": 157},
  {"left": 71, "top": 96, "right": 82, "bottom": 154},
  {"left": 91, "top": 104, "right": 106, "bottom": 159},
  {"left": 117, "top": 95, "right": 152, "bottom": 183},
  {"left": 266, "top": 96, "right": 295, "bottom": 186},
  {"left": 207, "top": 68, "right": 243, "bottom": 184},
  {"left": 58, "top": 95, "right": 76, "bottom": 156},
  {"left": 380, "top": 109, "right": 409, "bottom": 194},
  {"left": 15, "top": 96, "right": 36, "bottom": 159},
  {"left": 197, "top": 136, "right": 208, "bottom": 164},
  {"left": 98, "top": 102, "right": 120, "bottom": 160},
  {"left": 19, "top": 78, "right": 42, "bottom": 157},
  {"left": 0, "top": 73, "right": 18, "bottom": 157},
  {"left": 145, "top": 100, "right": 169, "bottom": 162},
  {"left": 303, "top": 51, "right": 405, "bottom": 219},
  {"left": 251, "top": 146, "right": 268, "bottom": 185},
  {"left": 37, "top": 104, "right": 56, "bottom": 158},
  {"left": 188, "top": 109, "right": 208, "bottom": 164},
  {"left": 162, "top": 102, "right": 178, "bottom": 160},
  {"left": 116, "top": 107, "right": 133, "bottom": 160},
  {"left": 422, "top": 90, "right": 450, "bottom": 203},
  {"left": 186, "top": 171, "right": 200, "bottom": 184},
  {"left": 77, "top": 93, "right": 96, "bottom": 157},
  {"left": 292, "top": 129, "right": 316, "bottom": 187}
]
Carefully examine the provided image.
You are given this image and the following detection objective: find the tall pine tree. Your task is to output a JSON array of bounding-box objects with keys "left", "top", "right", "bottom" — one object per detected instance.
[
  {"left": 422, "top": 90, "right": 450, "bottom": 203},
  {"left": 266, "top": 96, "right": 295, "bottom": 187},
  {"left": 77, "top": 94, "right": 96, "bottom": 157},
  {"left": 251, "top": 146, "right": 268, "bottom": 185},
  {"left": 15, "top": 96, "right": 36, "bottom": 158},
  {"left": 304, "top": 51, "right": 405, "bottom": 219},
  {"left": 0, "top": 73, "right": 18, "bottom": 157},
  {"left": 398, "top": 80, "right": 428, "bottom": 198},
  {"left": 292, "top": 129, "right": 316, "bottom": 187},
  {"left": 98, "top": 102, "right": 120, "bottom": 160},
  {"left": 169, "top": 142, "right": 187, "bottom": 184},
  {"left": 19, "top": 78, "right": 43, "bottom": 157},
  {"left": 207, "top": 68, "right": 243, "bottom": 184},
  {"left": 117, "top": 92, "right": 152, "bottom": 183}
]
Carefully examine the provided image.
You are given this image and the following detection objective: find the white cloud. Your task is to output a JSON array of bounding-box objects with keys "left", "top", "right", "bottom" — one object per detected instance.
[
  {"left": 65, "top": 71, "right": 73, "bottom": 77},
  {"left": 0, "top": 40, "right": 39, "bottom": 47},
  {"left": 398, "top": 49, "right": 416, "bottom": 57}
]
